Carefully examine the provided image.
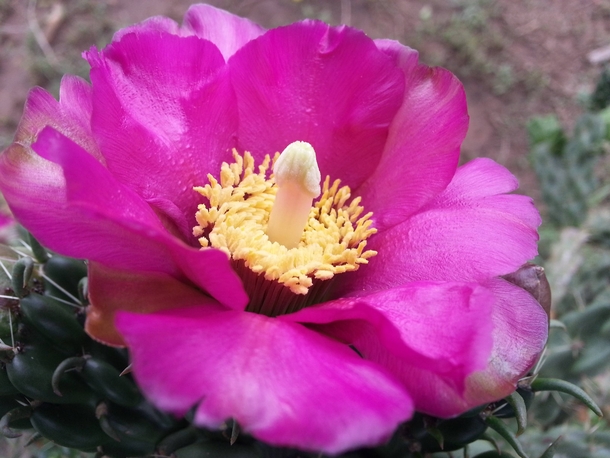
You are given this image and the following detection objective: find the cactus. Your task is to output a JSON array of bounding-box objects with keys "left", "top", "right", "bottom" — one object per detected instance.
[
  {"left": 0, "top": 241, "right": 188, "bottom": 457},
  {"left": 0, "top": 231, "right": 577, "bottom": 458},
  {"left": 7, "top": 72, "right": 610, "bottom": 458}
]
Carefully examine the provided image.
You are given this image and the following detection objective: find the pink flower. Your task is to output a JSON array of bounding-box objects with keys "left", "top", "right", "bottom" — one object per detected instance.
[{"left": 0, "top": 4, "right": 548, "bottom": 454}]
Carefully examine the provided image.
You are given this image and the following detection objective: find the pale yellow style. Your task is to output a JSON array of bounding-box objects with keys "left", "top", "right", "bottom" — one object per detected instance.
[{"left": 267, "top": 141, "right": 321, "bottom": 249}]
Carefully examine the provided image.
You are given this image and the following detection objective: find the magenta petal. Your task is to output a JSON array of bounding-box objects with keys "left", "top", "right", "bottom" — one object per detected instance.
[
  {"left": 85, "top": 31, "right": 238, "bottom": 232},
  {"left": 117, "top": 307, "right": 413, "bottom": 454},
  {"left": 291, "top": 279, "right": 546, "bottom": 418},
  {"left": 466, "top": 278, "right": 548, "bottom": 399},
  {"left": 145, "top": 197, "right": 192, "bottom": 242},
  {"left": 0, "top": 140, "right": 161, "bottom": 270},
  {"left": 86, "top": 262, "right": 213, "bottom": 346},
  {"left": 57, "top": 76, "right": 96, "bottom": 148},
  {"left": 30, "top": 127, "right": 167, "bottom": 242},
  {"left": 394, "top": 279, "right": 547, "bottom": 417},
  {"left": 43, "top": 124, "right": 247, "bottom": 308},
  {"left": 0, "top": 212, "right": 12, "bottom": 229},
  {"left": 340, "top": 158, "right": 541, "bottom": 295},
  {"left": 182, "top": 4, "right": 265, "bottom": 60},
  {"left": 284, "top": 282, "right": 493, "bottom": 396},
  {"left": 358, "top": 41, "right": 467, "bottom": 230},
  {"left": 2, "top": 127, "right": 247, "bottom": 310},
  {"left": 374, "top": 39, "right": 420, "bottom": 71},
  {"left": 229, "top": 21, "right": 404, "bottom": 191},
  {"left": 15, "top": 76, "right": 102, "bottom": 162},
  {"left": 168, "top": 246, "right": 248, "bottom": 311},
  {"left": 111, "top": 15, "right": 181, "bottom": 42}
]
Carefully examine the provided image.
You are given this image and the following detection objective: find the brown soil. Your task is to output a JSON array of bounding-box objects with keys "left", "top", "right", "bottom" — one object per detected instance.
[{"left": 1, "top": 0, "right": 609, "bottom": 206}]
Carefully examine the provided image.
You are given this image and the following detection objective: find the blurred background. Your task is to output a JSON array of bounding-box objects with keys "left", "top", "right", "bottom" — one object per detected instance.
[
  {"left": 1, "top": 0, "right": 609, "bottom": 203},
  {"left": 1, "top": 0, "right": 610, "bottom": 457}
]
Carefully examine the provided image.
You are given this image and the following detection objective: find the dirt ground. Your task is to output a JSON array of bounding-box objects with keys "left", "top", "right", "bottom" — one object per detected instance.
[{"left": 1, "top": 0, "right": 609, "bottom": 206}]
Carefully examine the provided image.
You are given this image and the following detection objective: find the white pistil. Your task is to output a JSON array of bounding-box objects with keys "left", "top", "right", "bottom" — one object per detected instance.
[{"left": 266, "top": 141, "right": 321, "bottom": 249}]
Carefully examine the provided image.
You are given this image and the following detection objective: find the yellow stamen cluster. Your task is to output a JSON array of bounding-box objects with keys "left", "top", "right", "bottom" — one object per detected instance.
[{"left": 193, "top": 150, "right": 377, "bottom": 296}]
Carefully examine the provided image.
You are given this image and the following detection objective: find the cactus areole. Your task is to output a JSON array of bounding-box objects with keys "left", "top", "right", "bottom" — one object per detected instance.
[{"left": 0, "top": 4, "right": 548, "bottom": 454}]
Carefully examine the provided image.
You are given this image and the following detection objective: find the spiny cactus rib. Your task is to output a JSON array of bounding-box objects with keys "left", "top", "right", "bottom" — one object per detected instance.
[
  {"left": 42, "top": 255, "right": 87, "bottom": 304},
  {"left": 155, "top": 427, "right": 202, "bottom": 457},
  {"left": 78, "top": 277, "right": 88, "bottom": 304},
  {"left": 0, "top": 368, "right": 19, "bottom": 396},
  {"left": 26, "top": 233, "right": 49, "bottom": 264},
  {"left": 230, "top": 421, "right": 241, "bottom": 446},
  {"left": 11, "top": 257, "right": 33, "bottom": 299},
  {"left": 548, "top": 320, "right": 566, "bottom": 331},
  {"left": 19, "top": 293, "right": 86, "bottom": 354},
  {"left": 96, "top": 402, "right": 122, "bottom": 443},
  {"left": 81, "top": 358, "right": 142, "bottom": 407},
  {"left": 479, "top": 433, "right": 502, "bottom": 454},
  {"left": 504, "top": 391, "right": 528, "bottom": 436},
  {"left": 30, "top": 403, "right": 109, "bottom": 451},
  {"left": 405, "top": 412, "right": 489, "bottom": 453},
  {"left": 530, "top": 378, "right": 603, "bottom": 417},
  {"left": 473, "top": 451, "right": 520, "bottom": 458},
  {"left": 0, "top": 404, "right": 32, "bottom": 438},
  {"left": 538, "top": 435, "right": 562, "bottom": 458},
  {"left": 426, "top": 424, "right": 444, "bottom": 450},
  {"left": 484, "top": 416, "right": 528, "bottom": 458},
  {"left": 51, "top": 356, "right": 87, "bottom": 396},
  {"left": 7, "top": 344, "right": 94, "bottom": 405}
]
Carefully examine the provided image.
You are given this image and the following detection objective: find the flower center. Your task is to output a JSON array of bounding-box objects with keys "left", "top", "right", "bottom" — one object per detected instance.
[{"left": 193, "top": 142, "right": 376, "bottom": 316}]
